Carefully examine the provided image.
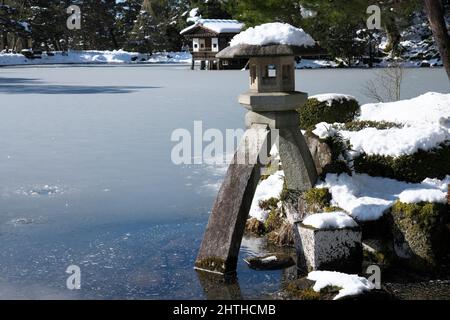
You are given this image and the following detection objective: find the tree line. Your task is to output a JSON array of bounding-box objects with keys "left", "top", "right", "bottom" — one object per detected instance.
[{"left": 0, "top": 1, "right": 448, "bottom": 66}]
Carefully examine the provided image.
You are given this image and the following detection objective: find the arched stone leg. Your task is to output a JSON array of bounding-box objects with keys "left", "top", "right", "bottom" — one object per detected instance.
[
  {"left": 195, "top": 124, "right": 270, "bottom": 275},
  {"left": 278, "top": 128, "right": 318, "bottom": 191}
]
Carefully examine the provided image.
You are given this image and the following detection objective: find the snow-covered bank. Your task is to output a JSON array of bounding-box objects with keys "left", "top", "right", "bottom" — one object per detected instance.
[
  {"left": 317, "top": 173, "right": 449, "bottom": 222},
  {"left": 0, "top": 50, "right": 192, "bottom": 66},
  {"left": 313, "top": 92, "right": 450, "bottom": 158}
]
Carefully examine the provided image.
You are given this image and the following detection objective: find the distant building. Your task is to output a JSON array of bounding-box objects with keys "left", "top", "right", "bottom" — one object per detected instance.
[{"left": 180, "top": 19, "right": 247, "bottom": 70}]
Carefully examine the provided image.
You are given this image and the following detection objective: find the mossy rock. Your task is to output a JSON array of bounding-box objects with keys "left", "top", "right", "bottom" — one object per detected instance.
[
  {"left": 297, "top": 96, "right": 360, "bottom": 129},
  {"left": 304, "top": 188, "right": 332, "bottom": 211},
  {"left": 389, "top": 201, "right": 450, "bottom": 270},
  {"left": 354, "top": 143, "right": 450, "bottom": 183},
  {"left": 245, "top": 218, "right": 266, "bottom": 236},
  {"left": 264, "top": 209, "right": 284, "bottom": 233},
  {"left": 305, "top": 130, "right": 351, "bottom": 178},
  {"left": 284, "top": 278, "right": 339, "bottom": 300}
]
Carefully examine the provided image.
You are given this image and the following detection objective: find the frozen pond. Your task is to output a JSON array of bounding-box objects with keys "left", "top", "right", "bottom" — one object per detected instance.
[{"left": 0, "top": 65, "right": 448, "bottom": 299}]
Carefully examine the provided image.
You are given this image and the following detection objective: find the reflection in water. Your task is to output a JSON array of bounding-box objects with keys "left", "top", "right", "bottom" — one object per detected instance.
[{"left": 196, "top": 271, "right": 243, "bottom": 300}]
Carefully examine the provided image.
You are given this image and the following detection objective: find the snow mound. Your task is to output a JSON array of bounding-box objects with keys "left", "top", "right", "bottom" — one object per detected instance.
[
  {"left": 249, "top": 170, "right": 284, "bottom": 221},
  {"left": 230, "top": 23, "right": 315, "bottom": 47},
  {"left": 308, "top": 271, "right": 375, "bottom": 300},
  {"left": 341, "top": 124, "right": 448, "bottom": 157},
  {"left": 302, "top": 211, "right": 358, "bottom": 229},
  {"left": 359, "top": 92, "right": 450, "bottom": 127},
  {"left": 310, "top": 93, "right": 356, "bottom": 107},
  {"left": 398, "top": 189, "right": 447, "bottom": 204},
  {"left": 317, "top": 173, "right": 450, "bottom": 221}
]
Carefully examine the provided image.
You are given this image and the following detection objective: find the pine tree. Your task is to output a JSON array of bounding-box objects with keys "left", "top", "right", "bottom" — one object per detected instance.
[{"left": 127, "top": 0, "right": 161, "bottom": 53}]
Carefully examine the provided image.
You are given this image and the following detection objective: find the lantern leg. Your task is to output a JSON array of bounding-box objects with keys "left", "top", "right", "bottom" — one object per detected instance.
[
  {"left": 195, "top": 124, "right": 270, "bottom": 275},
  {"left": 278, "top": 127, "right": 318, "bottom": 191}
]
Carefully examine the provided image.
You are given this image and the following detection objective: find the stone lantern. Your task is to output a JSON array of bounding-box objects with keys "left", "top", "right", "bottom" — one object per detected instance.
[{"left": 195, "top": 42, "right": 321, "bottom": 275}]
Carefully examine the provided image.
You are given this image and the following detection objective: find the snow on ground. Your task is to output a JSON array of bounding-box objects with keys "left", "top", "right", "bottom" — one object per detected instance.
[
  {"left": 307, "top": 271, "right": 375, "bottom": 300},
  {"left": 317, "top": 173, "right": 450, "bottom": 221},
  {"left": 312, "top": 92, "right": 450, "bottom": 158},
  {"left": 249, "top": 170, "right": 285, "bottom": 222},
  {"left": 0, "top": 50, "right": 192, "bottom": 66},
  {"left": 230, "top": 22, "right": 316, "bottom": 47},
  {"left": 310, "top": 93, "right": 356, "bottom": 107},
  {"left": 302, "top": 211, "right": 358, "bottom": 229}
]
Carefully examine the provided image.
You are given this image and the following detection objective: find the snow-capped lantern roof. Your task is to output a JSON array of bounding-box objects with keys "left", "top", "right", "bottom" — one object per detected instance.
[
  {"left": 180, "top": 19, "right": 244, "bottom": 35},
  {"left": 217, "top": 22, "right": 321, "bottom": 58}
]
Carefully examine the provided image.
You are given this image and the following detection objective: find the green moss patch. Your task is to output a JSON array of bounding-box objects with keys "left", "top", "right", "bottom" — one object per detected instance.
[
  {"left": 354, "top": 143, "right": 450, "bottom": 183},
  {"left": 284, "top": 278, "right": 342, "bottom": 300},
  {"left": 264, "top": 209, "right": 284, "bottom": 233},
  {"left": 297, "top": 97, "right": 360, "bottom": 129},
  {"left": 304, "top": 188, "right": 332, "bottom": 209},
  {"left": 195, "top": 257, "right": 227, "bottom": 274},
  {"left": 343, "top": 120, "right": 402, "bottom": 131},
  {"left": 258, "top": 197, "right": 279, "bottom": 212}
]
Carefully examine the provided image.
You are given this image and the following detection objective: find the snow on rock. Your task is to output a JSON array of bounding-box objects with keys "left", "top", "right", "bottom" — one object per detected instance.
[
  {"left": 249, "top": 170, "right": 284, "bottom": 222},
  {"left": 317, "top": 173, "right": 450, "bottom": 222},
  {"left": 307, "top": 271, "right": 375, "bottom": 300},
  {"left": 302, "top": 211, "right": 358, "bottom": 229},
  {"left": 230, "top": 22, "right": 315, "bottom": 47},
  {"left": 312, "top": 122, "right": 338, "bottom": 139},
  {"left": 310, "top": 93, "right": 356, "bottom": 107},
  {"left": 341, "top": 124, "right": 448, "bottom": 157},
  {"left": 359, "top": 92, "right": 450, "bottom": 127}
]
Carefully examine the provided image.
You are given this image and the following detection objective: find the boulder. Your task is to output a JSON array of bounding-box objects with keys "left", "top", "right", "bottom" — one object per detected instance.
[{"left": 388, "top": 201, "right": 449, "bottom": 271}]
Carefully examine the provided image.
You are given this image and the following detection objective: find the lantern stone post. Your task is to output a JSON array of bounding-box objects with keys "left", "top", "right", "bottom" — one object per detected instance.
[{"left": 195, "top": 43, "right": 319, "bottom": 275}]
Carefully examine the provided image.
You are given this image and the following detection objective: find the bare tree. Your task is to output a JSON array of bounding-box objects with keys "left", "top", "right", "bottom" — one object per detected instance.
[
  {"left": 363, "top": 62, "right": 404, "bottom": 102},
  {"left": 424, "top": 0, "right": 450, "bottom": 81}
]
